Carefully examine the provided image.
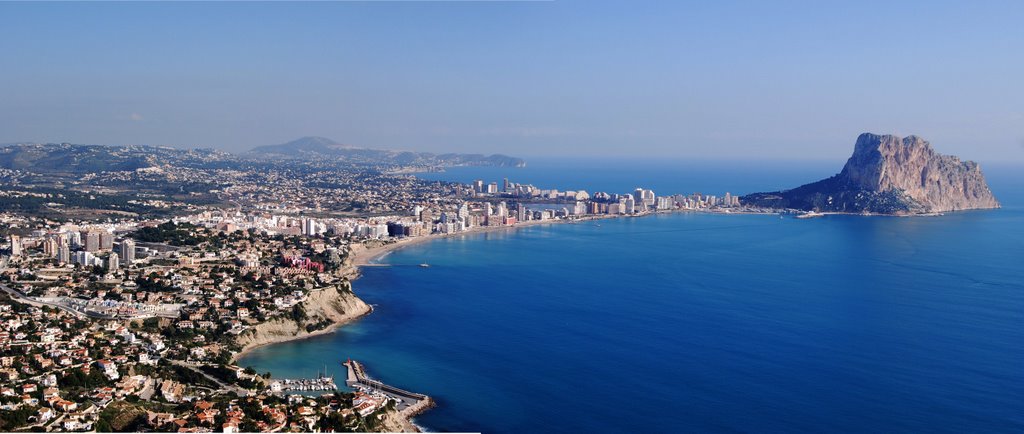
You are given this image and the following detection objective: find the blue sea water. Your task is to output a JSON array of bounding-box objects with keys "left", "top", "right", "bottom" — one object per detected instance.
[
  {"left": 240, "top": 160, "right": 1024, "bottom": 433},
  {"left": 414, "top": 157, "right": 840, "bottom": 197}
]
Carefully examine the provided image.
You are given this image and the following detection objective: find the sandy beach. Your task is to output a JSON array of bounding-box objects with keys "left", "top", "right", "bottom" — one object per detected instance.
[
  {"left": 350, "top": 213, "right": 637, "bottom": 266},
  {"left": 236, "top": 209, "right": 773, "bottom": 360}
]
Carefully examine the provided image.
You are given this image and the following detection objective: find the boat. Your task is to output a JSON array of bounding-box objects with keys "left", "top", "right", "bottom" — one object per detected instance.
[{"left": 419, "top": 263, "right": 430, "bottom": 268}]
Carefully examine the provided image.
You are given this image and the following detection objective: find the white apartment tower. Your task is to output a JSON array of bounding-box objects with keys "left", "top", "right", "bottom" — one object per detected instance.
[
  {"left": 119, "top": 239, "right": 136, "bottom": 266},
  {"left": 9, "top": 235, "right": 21, "bottom": 256}
]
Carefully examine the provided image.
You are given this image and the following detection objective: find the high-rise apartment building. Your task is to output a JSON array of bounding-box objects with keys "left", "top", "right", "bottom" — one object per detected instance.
[
  {"left": 57, "top": 244, "right": 70, "bottom": 264},
  {"left": 99, "top": 232, "right": 113, "bottom": 250},
  {"left": 9, "top": 235, "right": 21, "bottom": 256},
  {"left": 119, "top": 239, "right": 136, "bottom": 266},
  {"left": 84, "top": 232, "right": 100, "bottom": 252}
]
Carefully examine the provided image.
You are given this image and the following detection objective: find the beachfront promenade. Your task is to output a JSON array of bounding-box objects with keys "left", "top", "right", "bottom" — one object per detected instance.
[{"left": 344, "top": 359, "right": 434, "bottom": 417}]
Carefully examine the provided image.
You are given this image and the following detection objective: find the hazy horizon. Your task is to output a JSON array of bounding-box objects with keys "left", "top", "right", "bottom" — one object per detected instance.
[{"left": 2, "top": 1, "right": 1022, "bottom": 162}]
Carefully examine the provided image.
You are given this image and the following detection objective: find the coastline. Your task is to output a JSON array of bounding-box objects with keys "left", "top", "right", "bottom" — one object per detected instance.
[
  {"left": 230, "top": 301, "right": 373, "bottom": 364},
  {"left": 233, "top": 214, "right": 638, "bottom": 431},
  {"left": 350, "top": 211, "right": 683, "bottom": 266},
  {"left": 275, "top": 209, "right": 775, "bottom": 349},
  {"left": 232, "top": 208, "right": 776, "bottom": 432}
]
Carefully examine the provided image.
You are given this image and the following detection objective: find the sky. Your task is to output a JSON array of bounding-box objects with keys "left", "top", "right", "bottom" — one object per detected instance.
[{"left": 1, "top": 0, "right": 1022, "bottom": 163}]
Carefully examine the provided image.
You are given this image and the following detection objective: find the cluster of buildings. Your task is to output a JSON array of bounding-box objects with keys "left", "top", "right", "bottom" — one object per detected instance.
[
  {"left": 0, "top": 299, "right": 174, "bottom": 431},
  {"left": 367, "top": 180, "right": 746, "bottom": 239},
  {"left": 0, "top": 210, "right": 411, "bottom": 432},
  {"left": 9, "top": 227, "right": 139, "bottom": 271},
  {"left": 168, "top": 176, "right": 747, "bottom": 247}
]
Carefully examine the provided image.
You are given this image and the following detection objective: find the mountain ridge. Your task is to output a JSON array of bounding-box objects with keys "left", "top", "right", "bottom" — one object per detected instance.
[
  {"left": 249, "top": 136, "right": 527, "bottom": 167},
  {"left": 0, "top": 137, "right": 526, "bottom": 173}
]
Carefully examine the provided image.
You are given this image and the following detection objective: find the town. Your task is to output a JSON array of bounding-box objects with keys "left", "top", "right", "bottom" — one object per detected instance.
[{"left": 0, "top": 144, "right": 756, "bottom": 432}]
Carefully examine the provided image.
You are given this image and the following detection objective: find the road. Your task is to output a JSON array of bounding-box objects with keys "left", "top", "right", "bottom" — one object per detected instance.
[
  {"left": 0, "top": 282, "right": 99, "bottom": 319},
  {"left": 169, "top": 360, "right": 252, "bottom": 397},
  {"left": 139, "top": 377, "right": 157, "bottom": 401}
]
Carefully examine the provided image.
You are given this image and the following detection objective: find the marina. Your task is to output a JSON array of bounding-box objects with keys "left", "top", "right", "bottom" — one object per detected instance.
[{"left": 268, "top": 371, "right": 337, "bottom": 394}]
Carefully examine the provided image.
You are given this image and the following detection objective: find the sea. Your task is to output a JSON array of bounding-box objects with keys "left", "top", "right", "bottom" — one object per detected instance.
[{"left": 239, "top": 158, "right": 1024, "bottom": 433}]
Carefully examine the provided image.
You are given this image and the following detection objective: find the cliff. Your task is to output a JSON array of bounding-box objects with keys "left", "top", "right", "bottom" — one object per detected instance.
[
  {"left": 233, "top": 282, "right": 371, "bottom": 359},
  {"left": 742, "top": 133, "right": 1000, "bottom": 214}
]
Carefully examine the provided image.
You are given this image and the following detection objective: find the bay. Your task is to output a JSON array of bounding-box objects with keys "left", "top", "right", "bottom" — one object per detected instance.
[{"left": 240, "top": 160, "right": 1024, "bottom": 433}]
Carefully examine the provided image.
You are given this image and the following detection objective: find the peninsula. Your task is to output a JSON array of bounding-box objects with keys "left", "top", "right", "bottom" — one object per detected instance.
[{"left": 741, "top": 133, "right": 1000, "bottom": 214}]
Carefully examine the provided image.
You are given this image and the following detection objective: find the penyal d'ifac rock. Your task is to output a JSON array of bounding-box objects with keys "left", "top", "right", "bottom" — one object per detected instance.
[{"left": 742, "top": 133, "right": 1000, "bottom": 214}]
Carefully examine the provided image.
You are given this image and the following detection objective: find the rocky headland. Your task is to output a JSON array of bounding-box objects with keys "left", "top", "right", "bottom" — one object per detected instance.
[
  {"left": 233, "top": 281, "right": 371, "bottom": 361},
  {"left": 742, "top": 133, "right": 1000, "bottom": 214}
]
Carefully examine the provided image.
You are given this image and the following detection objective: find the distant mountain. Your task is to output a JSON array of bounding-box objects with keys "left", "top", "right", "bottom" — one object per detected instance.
[
  {"left": 0, "top": 137, "right": 526, "bottom": 176},
  {"left": 742, "top": 133, "right": 1000, "bottom": 214},
  {"left": 0, "top": 143, "right": 241, "bottom": 175},
  {"left": 250, "top": 136, "right": 526, "bottom": 168},
  {"left": 250, "top": 136, "right": 347, "bottom": 155}
]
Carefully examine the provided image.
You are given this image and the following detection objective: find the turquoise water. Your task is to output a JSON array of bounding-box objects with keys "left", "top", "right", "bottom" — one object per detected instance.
[{"left": 241, "top": 162, "right": 1024, "bottom": 433}]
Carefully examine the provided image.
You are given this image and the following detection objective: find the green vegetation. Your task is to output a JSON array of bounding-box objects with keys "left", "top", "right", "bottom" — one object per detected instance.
[
  {"left": 305, "top": 318, "right": 333, "bottom": 333},
  {"left": 96, "top": 402, "right": 147, "bottom": 432},
  {"left": 162, "top": 364, "right": 218, "bottom": 389},
  {"left": 289, "top": 304, "right": 308, "bottom": 322},
  {"left": 59, "top": 366, "right": 113, "bottom": 390},
  {"left": 0, "top": 407, "right": 35, "bottom": 431},
  {"left": 132, "top": 221, "right": 208, "bottom": 246},
  {"left": 134, "top": 275, "right": 178, "bottom": 293},
  {"left": 0, "top": 187, "right": 180, "bottom": 219}
]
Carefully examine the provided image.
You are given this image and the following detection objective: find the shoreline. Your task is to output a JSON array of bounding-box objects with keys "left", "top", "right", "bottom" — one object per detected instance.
[
  {"left": 234, "top": 213, "right": 649, "bottom": 431},
  {"left": 350, "top": 209, "right": 718, "bottom": 266},
  {"left": 233, "top": 208, "right": 776, "bottom": 431},
  {"left": 230, "top": 303, "right": 374, "bottom": 364}
]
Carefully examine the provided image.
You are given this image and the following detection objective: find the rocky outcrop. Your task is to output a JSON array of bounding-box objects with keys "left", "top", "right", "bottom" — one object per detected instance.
[
  {"left": 378, "top": 408, "right": 421, "bottom": 433},
  {"left": 233, "top": 282, "right": 371, "bottom": 359},
  {"left": 742, "top": 133, "right": 1000, "bottom": 214}
]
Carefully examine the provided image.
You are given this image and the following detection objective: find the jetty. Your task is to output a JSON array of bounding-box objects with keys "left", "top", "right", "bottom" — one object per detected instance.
[{"left": 343, "top": 359, "right": 434, "bottom": 417}]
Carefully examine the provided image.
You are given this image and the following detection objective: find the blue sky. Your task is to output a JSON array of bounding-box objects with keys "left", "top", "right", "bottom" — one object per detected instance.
[{"left": 1, "top": 0, "right": 1022, "bottom": 162}]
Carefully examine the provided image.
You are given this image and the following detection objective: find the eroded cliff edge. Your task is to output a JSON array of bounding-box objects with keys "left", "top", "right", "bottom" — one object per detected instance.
[
  {"left": 233, "top": 281, "right": 371, "bottom": 360},
  {"left": 742, "top": 133, "right": 1000, "bottom": 214}
]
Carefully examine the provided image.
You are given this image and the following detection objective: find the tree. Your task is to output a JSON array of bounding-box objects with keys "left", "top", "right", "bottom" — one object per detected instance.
[
  {"left": 289, "top": 304, "right": 307, "bottom": 322},
  {"left": 0, "top": 407, "right": 35, "bottom": 430}
]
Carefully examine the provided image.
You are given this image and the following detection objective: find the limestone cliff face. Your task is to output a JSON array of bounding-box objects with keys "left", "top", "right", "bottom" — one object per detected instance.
[
  {"left": 234, "top": 282, "right": 371, "bottom": 356},
  {"left": 742, "top": 133, "right": 1000, "bottom": 214},
  {"left": 841, "top": 134, "right": 1000, "bottom": 211}
]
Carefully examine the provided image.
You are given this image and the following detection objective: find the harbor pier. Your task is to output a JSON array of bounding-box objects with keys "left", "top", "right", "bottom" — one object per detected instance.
[{"left": 343, "top": 359, "right": 434, "bottom": 417}]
